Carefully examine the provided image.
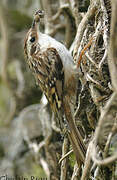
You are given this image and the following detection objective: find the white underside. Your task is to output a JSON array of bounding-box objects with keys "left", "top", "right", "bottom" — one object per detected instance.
[{"left": 38, "top": 32, "right": 76, "bottom": 85}]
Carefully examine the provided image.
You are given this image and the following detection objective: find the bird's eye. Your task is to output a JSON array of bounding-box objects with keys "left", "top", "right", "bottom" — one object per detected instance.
[{"left": 30, "top": 37, "right": 35, "bottom": 43}]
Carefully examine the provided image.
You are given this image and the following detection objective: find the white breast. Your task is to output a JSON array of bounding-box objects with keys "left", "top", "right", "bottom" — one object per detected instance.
[{"left": 38, "top": 32, "right": 76, "bottom": 85}]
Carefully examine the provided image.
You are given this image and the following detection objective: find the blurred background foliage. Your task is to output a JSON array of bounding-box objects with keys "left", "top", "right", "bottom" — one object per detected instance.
[
  {"left": 0, "top": 0, "right": 42, "bottom": 124},
  {"left": 0, "top": 0, "right": 48, "bottom": 177}
]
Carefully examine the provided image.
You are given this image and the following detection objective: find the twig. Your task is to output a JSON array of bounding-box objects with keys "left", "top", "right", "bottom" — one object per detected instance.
[
  {"left": 103, "top": 132, "right": 112, "bottom": 158},
  {"left": 98, "top": 48, "right": 107, "bottom": 70},
  {"left": 86, "top": 73, "right": 106, "bottom": 92},
  {"left": 94, "top": 92, "right": 117, "bottom": 143},
  {"left": 0, "top": 4, "right": 9, "bottom": 84},
  {"left": 60, "top": 137, "right": 69, "bottom": 180},
  {"left": 81, "top": 141, "right": 93, "bottom": 180},
  {"left": 85, "top": 52, "right": 98, "bottom": 68},
  {"left": 73, "top": 4, "right": 97, "bottom": 61},
  {"left": 98, "top": 0, "right": 109, "bottom": 70},
  {"left": 69, "top": 0, "right": 80, "bottom": 26},
  {"left": 89, "top": 84, "right": 105, "bottom": 108},
  {"left": 42, "top": 0, "right": 54, "bottom": 34},
  {"left": 59, "top": 149, "right": 73, "bottom": 164},
  {"left": 71, "top": 162, "right": 79, "bottom": 180},
  {"left": 104, "top": 119, "right": 117, "bottom": 158},
  {"left": 108, "top": 1, "right": 117, "bottom": 92},
  {"left": 94, "top": 166, "right": 100, "bottom": 179},
  {"left": 48, "top": 23, "right": 65, "bottom": 36},
  {"left": 74, "top": 84, "right": 85, "bottom": 118},
  {"left": 40, "top": 158, "right": 50, "bottom": 178},
  {"left": 51, "top": 3, "right": 69, "bottom": 22},
  {"left": 91, "top": 92, "right": 117, "bottom": 166},
  {"left": 90, "top": 20, "right": 102, "bottom": 54},
  {"left": 29, "top": 141, "right": 45, "bottom": 153},
  {"left": 92, "top": 141, "right": 117, "bottom": 166},
  {"left": 51, "top": 9, "right": 62, "bottom": 22}
]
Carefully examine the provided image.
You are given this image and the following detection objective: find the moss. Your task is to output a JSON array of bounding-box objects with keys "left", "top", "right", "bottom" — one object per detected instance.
[{"left": 69, "top": 151, "right": 76, "bottom": 168}]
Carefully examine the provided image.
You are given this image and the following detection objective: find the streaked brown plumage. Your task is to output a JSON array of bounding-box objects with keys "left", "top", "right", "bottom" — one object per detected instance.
[
  {"left": 24, "top": 10, "right": 86, "bottom": 164},
  {"left": 24, "top": 10, "right": 77, "bottom": 117}
]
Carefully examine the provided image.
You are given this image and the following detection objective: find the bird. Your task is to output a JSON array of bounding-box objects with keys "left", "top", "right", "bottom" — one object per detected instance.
[
  {"left": 24, "top": 10, "right": 77, "bottom": 123},
  {"left": 24, "top": 10, "right": 86, "bottom": 164}
]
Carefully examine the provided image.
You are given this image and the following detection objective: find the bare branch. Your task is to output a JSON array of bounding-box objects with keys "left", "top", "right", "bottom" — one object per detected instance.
[
  {"left": 108, "top": 0, "right": 117, "bottom": 92},
  {"left": 91, "top": 92, "right": 117, "bottom": 165},
  {"left": 91, "top": 140, "right": 117, "bottom": 166},
  {"left": 73, "top": 3, "right": 97, "bottom": 62},
  {"left": 81, "top": 141, "right": 93, "bottom": 180},
  {"left": 69, "top": 0, "right": 81, "bottom": 26},
  {"left": 98, "top": 0, "right": 109, "bottom": 70},
  {"left": 0, "top": 4, "right": 9, "bottom": 84},
  {"left": 59, "top": 149, "right": 73, "bottom": 164},
  {"left": 60, "top": 137, "right": 69, "bottom": 180}
]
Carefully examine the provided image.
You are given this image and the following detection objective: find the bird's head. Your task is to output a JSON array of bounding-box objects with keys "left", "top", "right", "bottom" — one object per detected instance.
[{"left": 24, "top": 10, "right": 44, "bottom": 59}]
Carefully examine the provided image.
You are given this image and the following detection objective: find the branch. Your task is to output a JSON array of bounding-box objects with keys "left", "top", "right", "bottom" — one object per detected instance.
[
  {"left": 108, "top": 0, "right": 117, "bottom": 92},
  {"left": 81, "top": 141, "right": 93, "bottom": 180},
  {"left": 60, "top": 137, "right": 69, "bottom": 180},
  {"left": 91, "top": 141, "right": 117, "bottom": 166},
  {"left": 59, "top": 149, "right": 73, "bottom": 164},
  {"left": 0, "top": 4, "right": 9, "bottom": 84},
  {"left": 91, "top": 92, "right": 117, "bottom": 165},
  {"left": 73, "top": 3, "right": 97, "bottom": 62},
  {"left": 69, "top": 0, "right": 81, "bottom": 26},
  {"left": 98, "top": 0, "right": 109, "bottom": 70}
]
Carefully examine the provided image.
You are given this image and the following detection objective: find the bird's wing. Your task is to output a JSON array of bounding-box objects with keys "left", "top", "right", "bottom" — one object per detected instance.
[{"left": 31, "top": 47, "right": 64, "bottom": 113}]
